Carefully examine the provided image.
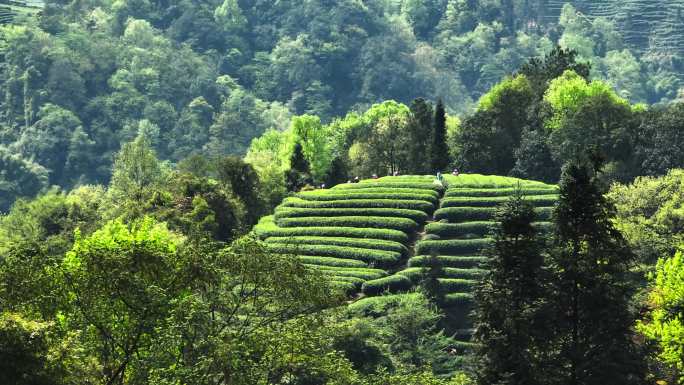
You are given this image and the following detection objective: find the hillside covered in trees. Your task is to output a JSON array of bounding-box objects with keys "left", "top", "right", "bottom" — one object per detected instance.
[
  {"left": 7, "top": 1, "right": 684, "bottom": 384},
  {"left": 6, "top": 0, "right": 684, "bottom": 209}
]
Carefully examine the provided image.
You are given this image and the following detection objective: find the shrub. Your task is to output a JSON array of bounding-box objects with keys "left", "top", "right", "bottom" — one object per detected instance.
[
  {"left": 297, "top": 191, "right": 439, "bottom": 204},
  {"left": 346, "top": 293, "right": 421, "bottom": 317},
  {"left": 276, "top": 216, "right": 419, "bottom": 233},
  {"left": 329, "top": 186, "right": 440, "bottom": 198},
  {"left": 267, "top": 243, "right": 402, "bottom": 265},
  {"left": 425, "top": 221, "right": 496, "bottom": 238},
  {"left": 434, "top": 207, "right": 553, "bottom": 222},
  {"left": 373, "top": 175, "right": 436, "bottom": 182},
  {"left": 361, "top": 275, "right": 413, "bottom": 296},
  {"left": 443, "top": 292, "right": 474, "bottom": 306},
  {"left": 254, "top": 225, "right": 408, "bottom": 243},
  {"left": 337, "top": 181, "right": 444, "bottom": 192},
  {"left": 274, "top": 207, "right": 429, "bottom": 223},
  {"left": 445, "top": 187, "right": 558, "bottom": 197},
  {"left": 409, "top": 255, "right": 489, "bottom": 268},
  {"left": 330, "top": 276, "right": 366, "bottom": 285},
  {"left": 438, "top": 278, "right": 477, "bottom": 292},
  {"left": 423, "top": 234, "right": 441, "bottom": 240},
  {"left": 425, "top": 221, "right": 552, "bottom": 237},
  {"left": 434, "top": 207, "right": 498, "bottom": 222},
  {"left": 306, "top": 265, "right": 388, "bottom": 280},
  {"left": 331, "top": 280, "right": 358, "bottom": 293},
  {"left": 281, "top": 197, "right": 435, "bottom": 213},
  {"left": 266, "top": 236, "right": 408, "bottom": 255},
  {"left": 440, "top": 195, "right": 558, "bottom": 208},
  {"left": 443, "top": 174, "right": 552, "bottom": 188},
  {"left": 398, "top": 267, "right": 486, "bottom": 282},
  {"left": 297, "top": 256, "right": 368, "bottom": 268},
  {"left": 416, "top": 239, "right": 493, "bottom": 255}
]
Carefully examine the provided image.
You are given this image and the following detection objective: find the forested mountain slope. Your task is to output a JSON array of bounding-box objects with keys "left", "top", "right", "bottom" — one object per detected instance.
[{"left": 3, "top": 0, "right": 684, "bottom": 210}]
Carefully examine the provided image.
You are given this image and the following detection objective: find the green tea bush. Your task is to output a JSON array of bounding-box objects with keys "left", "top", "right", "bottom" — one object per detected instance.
[
  {"left": 438, "top": 278, "right": 477, "bottom": 292},
  {"left": 434, "top": 207, "right": 498, "bottom": 222},
  {"left": 373, "top": 175, "right": 436, "bottom": 182},
  {"left": 338, "top": 181, "right": 444, "bottom": 192},
  {"left": 330, "top": 276, "right": 366, "bottom": 285},
  {"left": 297, "top": 256, "right": 368, "bottom": 268},
  {"left": 276, "top": 216, "right": 419, "bottom": 232},
  {"left": 425, "top": 221, "right": 496, "bottom": 238},
  {"left": 441, "top": 195, "right": 558, "bottom": 208},
  {"left": 443, "top": 292, "right": 474, "bottom": 306},
  {"left": 297, "top": 191, "right": 439, "bottom": 204},
  {"left": 274, "top": 207, "right": 428, "bottom": 223},
  {"left": 268, "top": 243, "right": 402, "bottom": 265},
  {"left": 416, "top": 239, "right": 493, "bottom": 255},
  {"left": 281, "top": 197, "right": 435, "bottom": 212},
  {"left": 254, "top": 225, "right": 408, "bottom": 243},
  {"left": 408, "top": 255, "right": 489, "bottom": 268},
  {"left": 361, "top": 275, "right": 413, "bottom": 296},
  {"left": 331, "top": 280, "right": 358, "bottom": 292},
  {"left": 346, "top": 293, "right": 421, "bottom": 316},
  {"left": 435, "top": 207, "right": 553, "bottom": 222},
  {"left": 306, "top": 265, "right": 388, "bottom": 280},
  {"left": 425, "top": 221, "right": 552, "bottom": 237},
  {"left": 445, "top": 187, "right": 558, "bottom": 197},
  {"left": 398, "top": 267, "right": 486, "bottom": 282},
  {"left": 328, "top": 186, "right": 440, "bottom": 198},
  {"left": 266, "top": 236, "right": 408, "bottom": 255},
  {"left": 443, "top": 174, "right": 551, "bottom": 188}
]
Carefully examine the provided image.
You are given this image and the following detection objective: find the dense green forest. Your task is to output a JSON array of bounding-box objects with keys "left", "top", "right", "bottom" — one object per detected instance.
[
  {"left": 6, "top": 0, "right": 684, "bottom": 209},
  {"left": 6, "top": 1, "right": 684, "bottom": 384}
]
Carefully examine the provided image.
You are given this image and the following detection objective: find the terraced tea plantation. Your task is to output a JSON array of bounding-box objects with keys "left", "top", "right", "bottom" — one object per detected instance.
[
  {"left": 256, "top": 174, "right": 557, "bottom": 296},
  {"left": 254, "top": 176, "right": 444, "bottom": 295},
  {"left": 255, "top": 173, "right": 558, "bottom": 349},
  {"left": 0, "top": 0, "right": 41, "bottom": 25}
]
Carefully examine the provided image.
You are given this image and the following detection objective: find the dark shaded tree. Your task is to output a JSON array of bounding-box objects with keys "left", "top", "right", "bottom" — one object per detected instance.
[
  {"left": 431, "top": 99, "right": 450, "bottom": 172},
  {"left": 635, "top": 103, "right": 684, "bottom": 177},
  {"left": 420, "top": 252, "right": 444, "bottom": 305},
  {"left": 473, "top": 191, "right": 548, "bottom": 385},
  {"left": 546, "top": 160, "right": 645, "bottom": 385},
  {"left": 456, "top": 76, "right": 534, "bottom": 175},
  {"left": 285, "top": 142, "right": 312, "bottom": 192},
  {"left": 325, "top": 156, "right": 349, "bottom": 188},
  {"left": 406, "top": 98, "right": 434, "bottom": 174},
  {"left": 216, "top": 156, "right": 263, "bottom": 225},
  {"left": 519, "top": 46, "right": 591, "bottom": 97},
  {"left": 511, "top": 127, "right": 560, "bottom": 183}
]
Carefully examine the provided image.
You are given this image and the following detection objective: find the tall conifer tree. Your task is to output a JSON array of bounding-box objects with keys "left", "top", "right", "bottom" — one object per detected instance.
[
  {"left": 547, "top": 160, "right": 645, "bottom": 385},
  {"left": 285, "top": 142, "right": 312, "bottom": 191},
  {"left": 473, "top": 191, "right": 548, "bottom": 385},
  {"left": 431, "top": 99, "right": 450, "bottom": 172},
  {"left": 407, "top": 98, "right": 434, "bottom": 174}
]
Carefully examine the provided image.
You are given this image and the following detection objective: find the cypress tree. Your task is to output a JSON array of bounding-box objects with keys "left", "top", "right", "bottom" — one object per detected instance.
[
  {"left": 289, "top": 142, "right": 310, "bottom": 175},
  {"left": 407, "top": 98, "right": 434, "bottom": 174},
  {"left": 431, "top": 99, "right": 450, "bottom": 172},
  {"left": 547, "top": 160, "right": 645, "bottom": 385},
  {"left": 473, "top": 191, "right": 548, "bottom": 385},
  {"left": 285, "top": 142, "right": 312, "bottom": 191}
]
